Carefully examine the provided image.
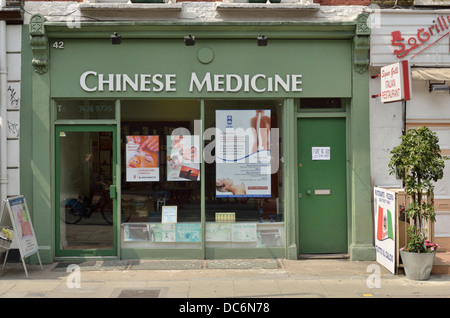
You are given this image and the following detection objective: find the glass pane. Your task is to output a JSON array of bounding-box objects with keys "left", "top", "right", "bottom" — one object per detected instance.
[
  {"left": 56, "top": 100, "right": 115, "bottom": 120},
  {"left": 300, "top": 98, "right": 342, "bottom": 109},
  {"left": 58, "top": 130, "right": 114, "bottom": 250},
  {"left": 120, "top": 100, "right": 201, "bottom": 248},
  {"left": 204, "top": 100, "right": 285, "bottom": 248}
]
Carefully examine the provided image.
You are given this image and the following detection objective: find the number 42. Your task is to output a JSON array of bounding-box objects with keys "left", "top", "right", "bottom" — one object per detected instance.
[{"left": 53, "top": 41, "right": 65, "bottom": 49}]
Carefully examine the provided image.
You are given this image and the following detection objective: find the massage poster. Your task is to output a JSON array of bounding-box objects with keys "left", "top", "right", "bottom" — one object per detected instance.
[
  {"left": 167, "top": 135, "right": 201, "bottom": 181},
  {"left": 373, "top": 187, "right": 396, "bottom": 274},
  {"left": 215, "top": 109, "right": 271, "bottom": 198},
  {"left": 126, "top": 135, "right": 160, "bottom": 182}
]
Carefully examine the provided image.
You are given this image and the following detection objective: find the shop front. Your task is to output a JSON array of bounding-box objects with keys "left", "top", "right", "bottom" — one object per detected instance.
[
  {"left": 22, "top": 11, "right": 374, "bottom": 263},
  {"left": 370, "top": 9, "right": 450, "bottom": 272}
]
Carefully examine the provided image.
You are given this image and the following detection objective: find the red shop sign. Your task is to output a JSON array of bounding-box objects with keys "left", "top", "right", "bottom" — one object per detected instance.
[
  {"left": 391, "top": 15, "right": 450, "bottom": 59},
  {"left": 380, "top": 60, "right": 411, "bottom": 103}
]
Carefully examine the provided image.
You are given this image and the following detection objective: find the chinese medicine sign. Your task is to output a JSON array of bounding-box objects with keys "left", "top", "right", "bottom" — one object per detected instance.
[{"left": 380, "top": 60, "right": 411, "bottom": 103}]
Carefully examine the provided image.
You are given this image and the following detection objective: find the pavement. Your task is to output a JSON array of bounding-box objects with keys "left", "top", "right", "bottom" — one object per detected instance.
[{"left": 0, "top": 258, "right": 448, "bottom": 303}]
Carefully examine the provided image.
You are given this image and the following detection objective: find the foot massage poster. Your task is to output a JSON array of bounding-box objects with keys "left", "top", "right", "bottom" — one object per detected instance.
[
  {"left": 167, "top": 135, "right": 201, "bottom": 181},
  {"left": 373, "top": 187, "right": 396, "bottom": 274},
  {"left": 126, "top": 136, "right": 160, "bottom": 182},
  {"left": 215, "top": 109, "right": 271, "bottom": 198}
]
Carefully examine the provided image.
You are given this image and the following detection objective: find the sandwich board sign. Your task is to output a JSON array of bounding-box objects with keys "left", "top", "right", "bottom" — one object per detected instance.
[
  {"left": 0, "top": 195, "right": 43, "bottom": 278},
  {"left": 373, "top": 187, "right": 396, "bottom": 274}
]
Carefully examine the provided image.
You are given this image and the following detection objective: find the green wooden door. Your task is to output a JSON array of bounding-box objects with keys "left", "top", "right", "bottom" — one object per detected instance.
[
  {"left": 297, "top": 118, "right": 347, "bottom": 254},
  {"left": 55, "top": 125, "right": 117, "bottom": 257}
]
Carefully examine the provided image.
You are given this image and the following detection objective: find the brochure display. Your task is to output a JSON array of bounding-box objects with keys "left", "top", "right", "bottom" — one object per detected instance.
[{"left": 0, "top": 196, "right": 43, "bottom": 278}]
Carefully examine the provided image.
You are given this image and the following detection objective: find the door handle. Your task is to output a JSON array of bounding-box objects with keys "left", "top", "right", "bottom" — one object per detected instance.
[
  {"left": 109, "top": 185, "right": 117, "bottom": 199},
  {"left": 306, "top": 189, "right": 312, "bottom": 195}
]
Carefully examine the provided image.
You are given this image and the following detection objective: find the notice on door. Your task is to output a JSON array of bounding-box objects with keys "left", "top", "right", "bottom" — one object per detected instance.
[{"left": 312, "top": 147, "right": 330, "bottom": 160}]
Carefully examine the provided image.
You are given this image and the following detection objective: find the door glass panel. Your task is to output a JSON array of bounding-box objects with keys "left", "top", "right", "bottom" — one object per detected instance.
[{"left": 58, "top": 130, "right": 114, "bottom": 252}]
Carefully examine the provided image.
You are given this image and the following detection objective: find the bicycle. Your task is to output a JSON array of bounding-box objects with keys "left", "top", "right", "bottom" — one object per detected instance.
[{"left": 62, "top": 182, "right": 131, "bottom": 225}]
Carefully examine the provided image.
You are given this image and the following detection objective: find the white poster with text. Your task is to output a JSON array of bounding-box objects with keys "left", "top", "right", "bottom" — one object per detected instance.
[{"left": 215, "top": 109, "right": 271, "bottom": 198}]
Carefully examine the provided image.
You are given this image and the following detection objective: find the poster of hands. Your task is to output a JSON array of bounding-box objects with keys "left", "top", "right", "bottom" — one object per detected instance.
[
  {"left": 215, "top": 109, "right": 271, "bottom": 198},
  {"left": 126, "top": 135, "right": 160, "bottom": 182},
  {"left": 167, "top": 135, "right": 201, "bottom": 181}
]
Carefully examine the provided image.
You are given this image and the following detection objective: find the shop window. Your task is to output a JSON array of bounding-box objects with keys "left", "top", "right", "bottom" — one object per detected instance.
[
  {"left": 120, "top": 100, "right": 201, "bottom": 248},
  {"left": 120, "top": 100, "right": 284, "bottom": 249},
  {"left": 299, "top": 98, "right": 342, "bottom": 110},
  {"left": 55, "top": 100, "right": 115, "bottom": 120},
  {"left": 204, "top": 100, "right": 285, "bottom": 248}
]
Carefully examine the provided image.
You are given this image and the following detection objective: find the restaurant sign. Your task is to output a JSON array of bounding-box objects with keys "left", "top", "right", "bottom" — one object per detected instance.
[
  {"left": 391, "top": 15, "right": 450, "bottom": 59},
  {"left": 380, "top": 60, "right": 411, "bottom": 103}
]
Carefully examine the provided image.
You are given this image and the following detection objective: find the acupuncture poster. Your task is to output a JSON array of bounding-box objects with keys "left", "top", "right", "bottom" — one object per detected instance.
[
  {"left": 126, "top": 135, "right": 160, "bottom": 182},
  {"left": 215, "top": 109, "right": 271, "bottom": 198},
  {"left": 167, "top": 135, "right": 201, "bottom": 181}
]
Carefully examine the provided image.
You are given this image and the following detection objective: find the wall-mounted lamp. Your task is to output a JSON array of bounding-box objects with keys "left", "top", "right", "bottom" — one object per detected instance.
[
  {"left": 184, "top": 34, "right": 195, "bottom": 46},
  {"left": 111, "top": 32, "right": 122, "bottom": 45},
  {"left": 257, "top": 34, "right": 268, "bottom": 46},
  {"left": 429, "top": 81, "right": 450, "bottom": 94}
]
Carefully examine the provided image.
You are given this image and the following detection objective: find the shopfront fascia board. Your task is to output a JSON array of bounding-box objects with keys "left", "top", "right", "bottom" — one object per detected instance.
[
  {"left": 36, "top": 21, "right": 362, "bottom": 99},
  {"left": 48, "top": 39, "right": 351, "bottom": 99}
]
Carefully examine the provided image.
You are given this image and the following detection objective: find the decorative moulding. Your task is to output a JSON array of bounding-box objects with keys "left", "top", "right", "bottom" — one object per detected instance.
[
  {"left": 353, "top": 13, "right": 370, "bottom": 74},
  {"left": 79, "top": 2, "right": 183, "bottom": 12},
  {"left": 217, "top": 2, "right": 320, "bottom": 11},
  {"left": 29, "top": 14, "right": 48, "bottom": 74}
]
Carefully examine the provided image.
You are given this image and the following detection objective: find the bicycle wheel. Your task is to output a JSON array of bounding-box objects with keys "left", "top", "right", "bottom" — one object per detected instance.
[
  {"left": 62, "top": 199, "right": 84, "bottom": 224},
  {"left": 101, "top": 199, "right": 132, "bottom": 225}
]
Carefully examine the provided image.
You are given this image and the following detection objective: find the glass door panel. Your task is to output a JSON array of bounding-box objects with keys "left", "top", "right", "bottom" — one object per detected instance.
[{"left": 56, "top": 126, "right": 116, "bottom": 256}]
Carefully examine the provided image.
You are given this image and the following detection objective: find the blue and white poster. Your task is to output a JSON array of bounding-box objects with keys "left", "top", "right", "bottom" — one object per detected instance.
[{"left": 215, "top": 109, "right": 271, "bottom": 198}]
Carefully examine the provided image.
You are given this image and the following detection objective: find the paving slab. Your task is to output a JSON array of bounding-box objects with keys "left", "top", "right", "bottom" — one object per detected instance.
[{"left": 0, "top": 258, "right": 448, "bottom": 301}]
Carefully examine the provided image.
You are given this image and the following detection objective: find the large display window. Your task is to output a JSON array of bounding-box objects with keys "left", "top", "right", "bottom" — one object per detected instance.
[
  {"left": 120, "top": 100, "right": 201, "bottom": 248},
  {"left": 204, "top": 100, "right": 284, "bottom": 248},
  {"left": 120, "top": 99, "right": 284, "bottom": 250}
]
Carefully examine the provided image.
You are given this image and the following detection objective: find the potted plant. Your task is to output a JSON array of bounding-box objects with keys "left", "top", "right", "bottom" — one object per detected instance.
[{"left": 388, "top": 126, "right": 447, "bottom": 280}]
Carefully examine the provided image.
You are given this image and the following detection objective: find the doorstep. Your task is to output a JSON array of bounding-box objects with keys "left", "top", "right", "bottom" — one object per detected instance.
[{"left": 432, "top": 251, "right": 450, "bottom": 274}]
